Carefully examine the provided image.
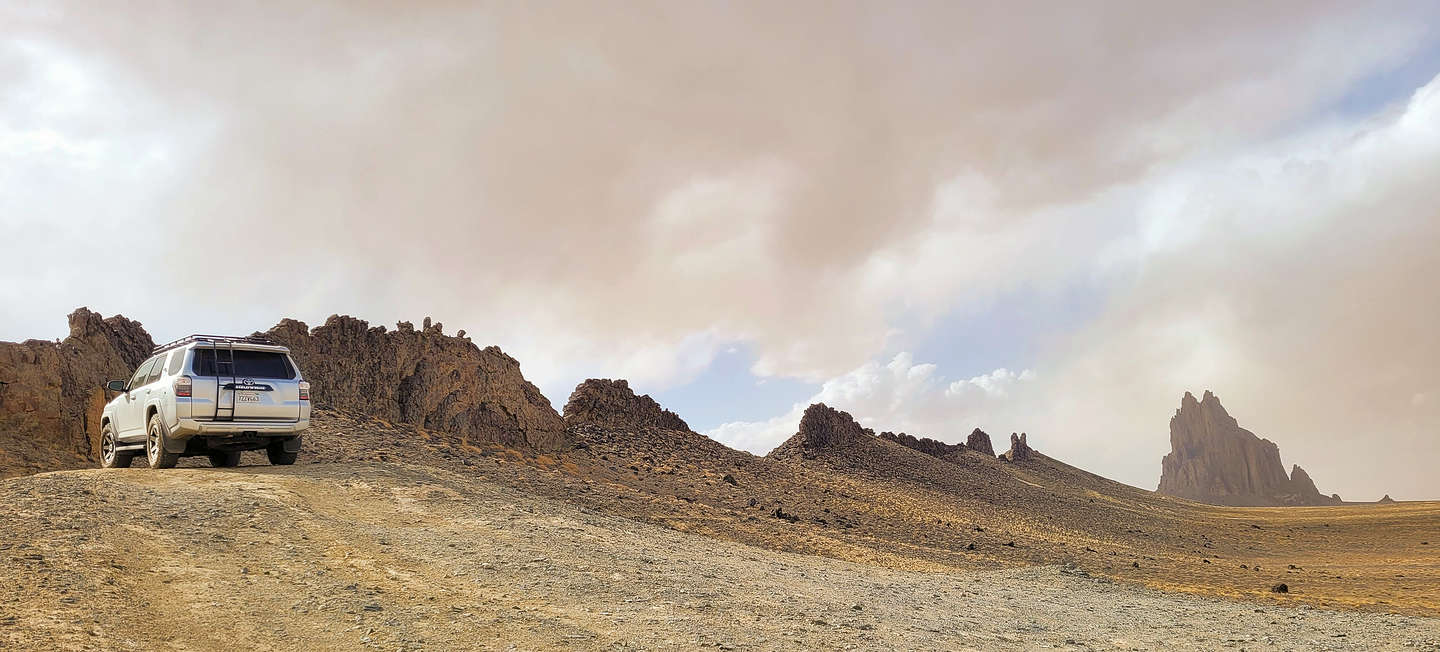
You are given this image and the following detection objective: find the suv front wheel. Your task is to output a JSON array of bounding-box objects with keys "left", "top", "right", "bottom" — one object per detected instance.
[{"left": 146, "top": 414, "right": 180, "bottom": 469}]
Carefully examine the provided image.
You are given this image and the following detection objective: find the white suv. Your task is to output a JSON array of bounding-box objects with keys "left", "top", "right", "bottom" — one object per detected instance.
[{"left": 99, "top": 335, "right": 312, "bottom": 469}]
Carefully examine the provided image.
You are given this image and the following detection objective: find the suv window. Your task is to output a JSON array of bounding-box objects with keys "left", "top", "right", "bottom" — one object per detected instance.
[
  {"left": 167, "top": 350, "right": 185, "bottom": 376},
  {"left": 146, "top": 353, "right": 167, "bottom": 385},
  {"left": 193, "top": 349, "right": 296, "bottom": 379},
  {"left": 128, "top": 357, "right": 156, "bottom": 389}
]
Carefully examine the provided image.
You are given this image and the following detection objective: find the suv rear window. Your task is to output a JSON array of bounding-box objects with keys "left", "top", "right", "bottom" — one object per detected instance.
[{"left": 192, "top": 349, "right": 296, "bottom": 379}]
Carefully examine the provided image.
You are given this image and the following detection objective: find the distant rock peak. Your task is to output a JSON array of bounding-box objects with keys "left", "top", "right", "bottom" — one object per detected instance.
[
  {"left": 563, "top": 378, "right": 690, "bottom": 433},
  {"left": 766, "top": 403, "right": 875, "bottom": 460},
  {"left": 966, "top": 428, "right": 995, "bottom": 457},
  {"left": 1158, "top": 390, "right": 1338, "bottom": 507}
]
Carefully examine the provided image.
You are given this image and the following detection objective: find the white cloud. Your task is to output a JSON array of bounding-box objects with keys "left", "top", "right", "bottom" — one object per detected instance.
[{"left": 708, "top": 353, "right": 1036, "bottom": 454}]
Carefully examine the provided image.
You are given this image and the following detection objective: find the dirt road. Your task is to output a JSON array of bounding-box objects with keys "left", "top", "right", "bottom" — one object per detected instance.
[{"left": 2, "top": 463, "right": 1437, "bottom": 650}]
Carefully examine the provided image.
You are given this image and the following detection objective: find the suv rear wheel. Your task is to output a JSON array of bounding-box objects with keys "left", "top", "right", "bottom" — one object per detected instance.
[
  {"left": 208, "top": 451, "right": 242, "bottom": 468},
  {"left": 146, "top": 414, "right": 180, "bottom": 469},
  {"left": 266, "top": 438, "right": 298, "bottom": 465},
  {"left": 100, "top": 423, "right": 133, "bottom": 469}
]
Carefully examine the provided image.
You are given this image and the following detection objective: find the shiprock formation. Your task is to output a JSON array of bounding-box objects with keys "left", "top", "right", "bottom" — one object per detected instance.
[{"left": 1157, "top": 390, "right": 1340, "bottom": 506}]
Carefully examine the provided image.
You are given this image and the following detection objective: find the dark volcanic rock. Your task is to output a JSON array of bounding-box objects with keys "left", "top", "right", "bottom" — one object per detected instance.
[
  {"left": 262, "top": 315, "right": 566, "bottom": 451},
  {"left": 563, "top": 379, "right": 689, "bottom": 432},
  {"left": 1001, "top": 432, "right": 1032, "bottom": 462},
  {"left": 767, "top": 404, "right": 872, "bottom": 459},
  {"left": 0, "top": 308, "right": 154, "bottom": 475},
  {"left": 966, "top": 428, "right": 995, "bottom": 456},
  {"left": 1378, "top": 495, "right": 1396, "bottom": 504},
  {"left": 1157, "top": 391, "right": 1336, "bottom": 506},
  {"left": 878, "top": 431, "right": 965, "bottom": 458}
]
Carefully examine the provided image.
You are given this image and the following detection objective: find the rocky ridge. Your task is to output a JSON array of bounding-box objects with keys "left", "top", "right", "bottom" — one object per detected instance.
[
  {"left": 877, "top": 431, "right": 965, "bottom": 458},
  {"left": 0, "top": 309, "right": 567, "bottom": 478},
  {"left": 261, "top": 315, "right": 566, "bottom": 451},
  {"left": 0, "top": 309, "right": 153, "bottom": 475},
  {"left": 1157, "top": 391, "right": 1338, "bottom": 507}
]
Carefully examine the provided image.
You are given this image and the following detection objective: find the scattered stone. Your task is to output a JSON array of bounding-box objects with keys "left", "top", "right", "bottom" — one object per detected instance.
[
  {"left": 772, "top": 508, "right": 800, "bottom": 523},
  {"left": 722, "top": 474, "right": 738, "bottom": 486},
  {"left": 1271, "top": 584, "right": 1289, "bottom": 594}
]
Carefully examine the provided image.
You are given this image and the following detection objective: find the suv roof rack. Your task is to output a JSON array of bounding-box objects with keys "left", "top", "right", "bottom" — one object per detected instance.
[{"left": 152, "top": 334, "right": 280, "bottom": 355}]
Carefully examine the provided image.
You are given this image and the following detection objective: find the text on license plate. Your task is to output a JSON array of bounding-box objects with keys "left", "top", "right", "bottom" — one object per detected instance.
[{"left": 237, "top": 391, "right": 261, "bottom": 403}]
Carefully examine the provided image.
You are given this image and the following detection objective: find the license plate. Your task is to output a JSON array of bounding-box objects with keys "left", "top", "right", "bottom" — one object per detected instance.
[{"left": 237, "top": 391, "right": 261, "bottom": 403}]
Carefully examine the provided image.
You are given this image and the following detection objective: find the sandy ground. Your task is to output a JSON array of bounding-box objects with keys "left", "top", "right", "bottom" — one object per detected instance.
[{"left": 2, "top": 463, "right": 1437, "bottom": 651}]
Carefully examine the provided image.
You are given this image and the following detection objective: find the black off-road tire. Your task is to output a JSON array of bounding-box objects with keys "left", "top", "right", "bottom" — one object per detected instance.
[
  {"left": 146, "top": 413, "right": 180, "bottom": 469},
  {"left": 208, "top": 451, "right": 242, "bottom": 468},
  {"left": 100, "top": 423, "right": 134, "bottom": 469},
  {"left": 266, "top": 438, "right": 298, "bottom": 465}
]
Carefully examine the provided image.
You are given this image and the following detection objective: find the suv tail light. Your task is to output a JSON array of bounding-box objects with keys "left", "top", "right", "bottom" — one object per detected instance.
[
  {"left": 174, "top": 375, "right": 193, "bottom": 398},
  {"left": 298, "top": 381, "right": 310, "bottom": 401}
]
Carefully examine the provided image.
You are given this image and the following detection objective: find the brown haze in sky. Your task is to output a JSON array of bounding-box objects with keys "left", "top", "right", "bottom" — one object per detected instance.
[{"left": 2, "top": 1, "right": 1438, "bottom": 498}]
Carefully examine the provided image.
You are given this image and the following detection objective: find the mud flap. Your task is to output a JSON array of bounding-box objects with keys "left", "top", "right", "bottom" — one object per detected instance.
[
  {"left": 160, "top": 418, "right": 188, "bottom": 455},
  {"left": 281, "top": 436, "right": 303, "bottom": 453}
]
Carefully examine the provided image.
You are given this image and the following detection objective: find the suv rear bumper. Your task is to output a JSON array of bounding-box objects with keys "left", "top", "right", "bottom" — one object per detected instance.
[{"left": 173, "top": 417, "right": 310, "bottom": 438}]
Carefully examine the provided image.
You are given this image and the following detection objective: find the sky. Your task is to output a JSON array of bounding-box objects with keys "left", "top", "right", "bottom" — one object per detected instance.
[{"left": 3, "top": 1, "right": 1438, "bottom": 499}]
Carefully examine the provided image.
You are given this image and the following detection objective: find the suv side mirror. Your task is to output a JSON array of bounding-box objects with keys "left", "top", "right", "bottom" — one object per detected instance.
[{"left": 106, "top": 380, "right": 127, "bottom": 392}]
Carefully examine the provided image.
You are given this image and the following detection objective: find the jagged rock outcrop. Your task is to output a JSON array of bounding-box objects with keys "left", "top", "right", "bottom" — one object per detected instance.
[
  {"left": 262, "top": 315, "right": 566, "bottom": 450},
  {"left": 966, "top": 428, "right": 995, "bottom": 456},
  {"left": 878, "top": 431, "right": 965, "bottom": 458},
  {"left": 767, "top": 403, "right": 873, "bottom": 460},
  {"left": 1288, "top": 465, "right": 1320, "bottom": 497},
  {"left": 1001, "top": 432, "right": 1032, "bottom": 462},
  {"left": 563, "top": 379, "right": 689, "bottom": 432},
  {"left": 0, "top": 309, "right": 154, "bottom": 475},
  {"left": 1157, "top": 390, "right": 1337, "bottom": 506}
]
